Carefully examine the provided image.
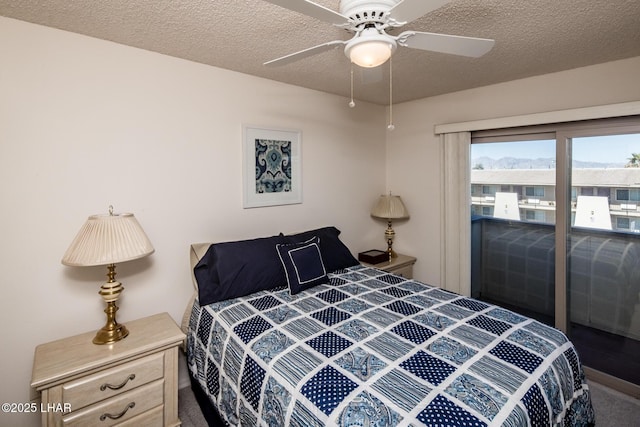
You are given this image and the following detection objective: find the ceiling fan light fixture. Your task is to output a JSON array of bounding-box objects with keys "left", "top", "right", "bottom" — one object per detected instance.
[{"left": 345, "top": 28, "right": 397, "bottom": 68}]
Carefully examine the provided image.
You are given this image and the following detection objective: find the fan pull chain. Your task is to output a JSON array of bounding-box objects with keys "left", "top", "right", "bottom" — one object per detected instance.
[
  {"left": 349, "top": 63, "right": 355, "bottom": 108},
  {"left": 387, "top": 55, "right": 395, "bottom": 131}
]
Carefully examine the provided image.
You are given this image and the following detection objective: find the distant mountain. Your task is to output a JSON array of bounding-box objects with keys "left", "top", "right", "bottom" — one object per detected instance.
[{"left": 471, "top": 156, "right": 625, "bottom": 170}]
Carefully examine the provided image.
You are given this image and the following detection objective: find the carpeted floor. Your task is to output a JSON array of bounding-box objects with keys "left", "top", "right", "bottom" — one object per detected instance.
[
  {"left": 178, "top": 381, "right": 640, "bottom": 426},
  {"left": 178, "top": 386, "right": 208, "bottom": 427},
  {"left": 589, "top": 382, "right": 640, "bottom": 427}
]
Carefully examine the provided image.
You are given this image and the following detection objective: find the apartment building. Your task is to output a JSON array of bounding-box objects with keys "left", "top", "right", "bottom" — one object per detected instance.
[{"left": 471, "top": 168, "right": 640, "bottom": 231}]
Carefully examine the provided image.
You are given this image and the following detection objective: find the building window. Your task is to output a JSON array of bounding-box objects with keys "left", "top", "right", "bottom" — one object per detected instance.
[
  {"left": 525, "top": 186, "right": 545, "bottom": 197},
  {"left": 482, "top": 185, "right": 494, "bottom": 195},
  {"left": 581, "top": 187, "right": 594, "bottom": 196},
  {"left": 524, "top": 210, "right": 545, "bottom": 222},
  {"left": 616, "top": 188, "right": 640, "bottom": 202},
  {"left": 616, "top": 217, "right": 630, "bottom": 229}
]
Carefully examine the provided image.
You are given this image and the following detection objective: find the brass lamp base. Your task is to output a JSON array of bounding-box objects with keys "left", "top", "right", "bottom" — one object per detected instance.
[
  {"left": 93, "top": 264, "right": 129, "bottom": 345},
  {"left": 93, "top": 301, "right": 129, "bottom": 345},
  {"left": 385, "top": 220, "right": 398, "bottom": 259}
]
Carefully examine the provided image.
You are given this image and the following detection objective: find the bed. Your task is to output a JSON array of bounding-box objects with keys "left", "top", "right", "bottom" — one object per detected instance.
[{"left": 183, "top": 227, "right": 595, "bottom": 426}]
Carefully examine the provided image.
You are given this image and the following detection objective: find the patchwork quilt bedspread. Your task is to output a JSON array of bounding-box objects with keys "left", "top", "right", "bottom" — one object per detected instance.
[{"left": 186, "top": 265, "right": 595, "bottom": 426}]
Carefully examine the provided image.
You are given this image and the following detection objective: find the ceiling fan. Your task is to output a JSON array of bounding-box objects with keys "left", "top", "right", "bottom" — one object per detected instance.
[{"left": 263, "top": 0, "right": 495, "bottom": 68}]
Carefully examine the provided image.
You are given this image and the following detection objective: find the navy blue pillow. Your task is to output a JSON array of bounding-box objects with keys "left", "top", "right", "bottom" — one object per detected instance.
[
  {"left": 283, "top": 226, "right": 359, "bottom": 272},
  {"left": 276, "top": 237, "right": 328, "bottom": 294},
  {"left": 194, "top": 235, "right": 288, "bottom": 305}
]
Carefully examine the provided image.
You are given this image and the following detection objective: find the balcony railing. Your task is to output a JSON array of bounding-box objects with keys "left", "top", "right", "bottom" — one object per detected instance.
[{"left": 471, "top": 216, "right": 640, "bottom": 341}]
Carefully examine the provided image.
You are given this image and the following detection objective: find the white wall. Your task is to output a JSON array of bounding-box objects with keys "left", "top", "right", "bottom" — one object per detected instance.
[
  {"left": 386, "top": 56, "right": 640, "bottom": 286},
  {"left": 0, "top": 17, "right": 386, "bottom": 426}
]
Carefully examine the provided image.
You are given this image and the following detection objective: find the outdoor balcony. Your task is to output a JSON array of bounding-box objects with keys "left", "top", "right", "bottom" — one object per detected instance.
[{"left": 471, "top": 216, "right": 640, "bottom": 385}]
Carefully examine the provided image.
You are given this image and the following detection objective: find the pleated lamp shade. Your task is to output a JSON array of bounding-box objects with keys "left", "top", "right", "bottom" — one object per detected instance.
[
  {"left": 62, "top": 211, "right": 154, "bottom": 267},
  {"left": 371, "top": 194, "right": 410, "bottom": 220}
]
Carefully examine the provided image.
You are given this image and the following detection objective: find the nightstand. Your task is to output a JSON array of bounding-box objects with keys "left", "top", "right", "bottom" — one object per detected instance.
[
  {"left": 362, "top": 253, "right": 417, "bottom": 278},
  {"left": 31, "top": 312, "right": 185, "bottom": 427}
]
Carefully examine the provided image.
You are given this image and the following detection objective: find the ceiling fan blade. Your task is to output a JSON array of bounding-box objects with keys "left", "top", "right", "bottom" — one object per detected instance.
[
  {"left": 263, "top": 0, "right": 349, "bottom": 26},
  {"left": 397, "top": 31, "right": 495, "bottom": 57},
  {"left": 388, "top": 0, "right": 452, "bottom": 25},
  {"left": 264, "top": 40, "right": 345, "bottom": 66}
]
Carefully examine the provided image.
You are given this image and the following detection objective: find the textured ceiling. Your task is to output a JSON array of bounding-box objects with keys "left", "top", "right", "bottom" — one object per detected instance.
[{"left": 2, "top": 0, "right": 640, "bottom": 105}]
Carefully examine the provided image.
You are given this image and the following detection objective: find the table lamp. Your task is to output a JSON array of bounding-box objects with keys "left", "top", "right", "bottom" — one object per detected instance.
[
  {"left": 371, "top": 193, "right": 409, "bottom": 259},
  {"left": 61, "top": 206, "right": 154, "bottom": 344}
]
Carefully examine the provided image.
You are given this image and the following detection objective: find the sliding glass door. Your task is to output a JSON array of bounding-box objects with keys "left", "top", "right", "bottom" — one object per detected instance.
[
  {"left": 566, "top": 131, "right": 640, "bottom": 387},
  {"left": 470, "top": 118, "right": 640, "bottom": 393},
  {"left": 470, "top": 137, "right": 556, "bottom": 326}
]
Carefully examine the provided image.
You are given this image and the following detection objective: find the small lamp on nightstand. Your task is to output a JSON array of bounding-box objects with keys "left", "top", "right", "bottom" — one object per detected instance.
[
  {"left": 371, "top": 192, "right": 409, "bottom": 259},
  {"left": 62, "top": 206, "right": 154, "bottom": 345}
]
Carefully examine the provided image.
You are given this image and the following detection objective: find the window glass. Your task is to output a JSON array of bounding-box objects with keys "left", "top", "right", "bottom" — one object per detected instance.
[
  {"left": 525, "top": 186, "right": 544, "bottom": 197},
  {"left": 568, "top": 132, "right": 640, "bottom": 385},
  {"left": 471, "top": 139, "right": 555, "bottom": 225},
  {"left": 471, "top": 125, "right": 640, "bottom": 389},
  {"left": 470, "top": 138, "right": 556, "bottom": 325},
  {"left": 571, "top": 134, "right": 640, "bottom": 231}
]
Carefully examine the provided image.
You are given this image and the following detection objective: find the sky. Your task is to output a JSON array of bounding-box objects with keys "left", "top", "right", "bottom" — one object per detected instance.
[{"left": 472, "top": 133, "right": 640, "bottom": 164}]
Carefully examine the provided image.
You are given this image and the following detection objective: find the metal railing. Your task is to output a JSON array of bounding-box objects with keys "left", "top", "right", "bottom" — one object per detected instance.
[{"left": 471, "top": 216, "right": 640, "bottom": 340}]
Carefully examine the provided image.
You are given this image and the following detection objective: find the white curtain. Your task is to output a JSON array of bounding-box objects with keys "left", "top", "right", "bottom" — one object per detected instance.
[{"left": 440, "top": 131, "right": 471, "bottom": 295}]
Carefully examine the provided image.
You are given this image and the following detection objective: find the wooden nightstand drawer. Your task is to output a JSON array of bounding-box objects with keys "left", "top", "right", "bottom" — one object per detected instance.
[
  {"left": 390, "top": 264, "right": 413, "bottom": 278},
  {"left": 32, "top": 313, "right": 185, "bottom": 427},
  {"left": 362, "top": 253, "right": 416, "bottom": 279},
  {"left": 61, "top": 379, "right": 163, "bottom": 426},
  {"left": 115, "top": 404, "right": 164, "bottom": 427},
  {"left": 62, "top": 353, "right": 164, "bottom": 411}
]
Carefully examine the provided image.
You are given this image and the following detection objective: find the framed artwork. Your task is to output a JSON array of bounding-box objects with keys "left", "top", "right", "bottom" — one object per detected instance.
[{"left": 242, "top": 125, "right": 302, "bottom": 208}]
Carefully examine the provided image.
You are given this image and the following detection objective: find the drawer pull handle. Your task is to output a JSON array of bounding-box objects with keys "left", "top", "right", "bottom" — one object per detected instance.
[
  {"left": 100, "top": 374, "right": 135, "bottom": 391},
  {"left": 99, "top": 402, "right": 135, "bottom": 421}
]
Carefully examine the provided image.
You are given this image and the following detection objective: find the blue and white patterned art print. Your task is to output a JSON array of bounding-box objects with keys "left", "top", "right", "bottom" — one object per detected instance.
[
  {"left": 255, "top": 139, "right": 292, "bottom": 193},
  {"left": 243, "top": 126, "right": 301, "bottom": 208}
]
